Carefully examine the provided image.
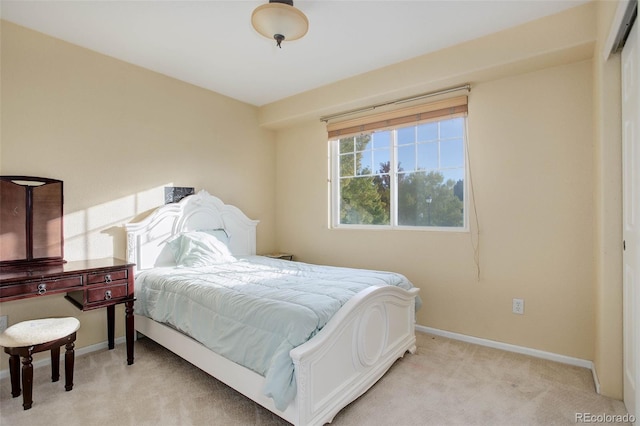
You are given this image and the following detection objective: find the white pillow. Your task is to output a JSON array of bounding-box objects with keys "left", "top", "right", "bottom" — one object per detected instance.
[{"left": 168, "top": 231, "right": 236, "bottom": 267}]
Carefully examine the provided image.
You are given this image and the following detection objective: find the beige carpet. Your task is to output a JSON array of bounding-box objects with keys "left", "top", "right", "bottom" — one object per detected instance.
[{"left": 0, "top": 332, "right": 630, "bottom": 426}]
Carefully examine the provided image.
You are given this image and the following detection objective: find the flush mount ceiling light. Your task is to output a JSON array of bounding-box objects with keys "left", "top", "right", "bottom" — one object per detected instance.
[{"left": 251, "top": 0, "right": 309, "bottom": 48}]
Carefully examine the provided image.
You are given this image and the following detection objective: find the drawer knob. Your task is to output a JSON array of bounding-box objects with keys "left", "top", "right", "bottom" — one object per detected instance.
[
  {"left": 104, "top": 290, "right": 112, "bottom": 300},
  {"left": 37, "top": 283, "right": 47, "bottom": 295},
  {"left": 104, "top": 274, "right": 112, "bottom": 283}
]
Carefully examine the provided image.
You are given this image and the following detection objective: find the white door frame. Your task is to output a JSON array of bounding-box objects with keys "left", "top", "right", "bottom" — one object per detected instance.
[
  {"left": 605, "top": 1, "right": 638, "bottom": 422},
  {"left": 622, "top": 11, "right": 639, "bottom": 424}
]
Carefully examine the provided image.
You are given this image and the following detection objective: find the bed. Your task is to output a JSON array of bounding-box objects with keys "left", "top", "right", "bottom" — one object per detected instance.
[{"left": 125, "top": 190, "right": 420, "bottom": 425}]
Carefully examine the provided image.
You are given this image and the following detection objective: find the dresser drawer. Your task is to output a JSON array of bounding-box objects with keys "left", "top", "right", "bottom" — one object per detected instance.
[
  {"left": 0, "top": 275, "right": 83, "bottom": 300},
  {"left": 86, "top": 269, "right": 128, "bottom": 285},
  {"left": 86, "top": 283, "right": 129, "bottom": 303}
]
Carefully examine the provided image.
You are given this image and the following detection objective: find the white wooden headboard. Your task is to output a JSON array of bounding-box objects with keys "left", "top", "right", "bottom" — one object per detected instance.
[{"left": 125, "top": 190, "right": 259, "bottom": 271}]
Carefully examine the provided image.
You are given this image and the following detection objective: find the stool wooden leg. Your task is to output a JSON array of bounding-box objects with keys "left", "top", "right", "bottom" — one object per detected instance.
[
  {"left": 8, "top": 354, "right": 21, "bottom": 398},
  {"left": 50, "top": 346, "right": 60, "bottom": 382},
  {"left": 21, "top": 351, "right": 34, "bottom": 410},
  {"left": 64, "top": 341, "right": 75, "bottom": 391}
]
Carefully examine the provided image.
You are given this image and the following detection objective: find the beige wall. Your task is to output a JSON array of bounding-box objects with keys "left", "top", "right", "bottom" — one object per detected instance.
[
  {"left": 0, "top": 21, "right": 277, "bottom": 358},
  {"left": 275, "top": 60, "right": 596, "bottom": 359},
  {"left": 270, "top": 1, "right": 621, "bottom": 399}
]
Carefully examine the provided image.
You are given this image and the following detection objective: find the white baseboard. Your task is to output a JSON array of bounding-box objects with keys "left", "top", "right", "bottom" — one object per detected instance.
[
  {"left": 0, "top": 336, "right": 126, "bottom": 380},
  {"left": 416, "top": 325, "right": 601, "bottom": 393},
  {"left": 2, "top": 327, "right": 603, "bottom": 396}
]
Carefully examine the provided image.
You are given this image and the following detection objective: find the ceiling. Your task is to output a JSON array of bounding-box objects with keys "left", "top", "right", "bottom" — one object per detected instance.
[{"left": 1, "top": 0, "right": 589, "bottom": 107}]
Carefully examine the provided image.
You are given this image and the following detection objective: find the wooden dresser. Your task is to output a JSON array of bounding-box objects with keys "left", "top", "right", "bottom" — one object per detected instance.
[{"left": 0, "top": 258, "right": 135, "bottom": 365}]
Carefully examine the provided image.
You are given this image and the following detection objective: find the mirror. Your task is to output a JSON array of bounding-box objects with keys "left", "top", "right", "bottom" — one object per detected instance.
[{"left": 0, "top": 176, "right": 64, "bottom": 269}]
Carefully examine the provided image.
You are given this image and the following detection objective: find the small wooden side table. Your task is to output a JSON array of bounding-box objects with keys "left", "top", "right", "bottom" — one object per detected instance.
[{"left": 263, "top": 253, "right": 294, "bottom": 261}]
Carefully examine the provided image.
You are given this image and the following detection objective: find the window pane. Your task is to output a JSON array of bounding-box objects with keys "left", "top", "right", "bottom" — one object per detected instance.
[
  {"left": 417, "top": 122, "right": 438, "bottom": 142},
  {"left": 397, "top": 171, "right": 463, "bottom": 227},
  {"left": 357, "top": 151, "right": 373, "bottom": 175},
  {"left": 397, "top": 144, "right": 415, "bottom": 172},
  {"left": 397, "top": 126, "right": 415, "bottom": 145},
  {"left": 339, "top": 137, "right": 354, "bottom": 154},
  {"left": 340, "top": 153, "right": 354, "bottom": 177},
  {"left": 440, "top": 138, "right": 463, "bottom": 168},
  {"left": 372, "top": 131, "right": 391, "bottom": 149},
  {"left": 440, "top": 118, "right": 464, "bottom": 138},
  {"left": 340, "top": 176, "right": 390, "bottom": 225},
  {"left": 355, "top": 134, "right": 372, "bottom": 151},
  {"left": 417, "top": 142, "right": 438, "bottom": 170},
  {"left": 374, "top": 149, "right": 390, "bottom": 174}
]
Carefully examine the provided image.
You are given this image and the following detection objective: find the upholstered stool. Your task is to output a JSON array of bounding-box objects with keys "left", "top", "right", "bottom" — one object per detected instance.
[{"left": 0, "top": 317, "right": 80, "bottom": 410}]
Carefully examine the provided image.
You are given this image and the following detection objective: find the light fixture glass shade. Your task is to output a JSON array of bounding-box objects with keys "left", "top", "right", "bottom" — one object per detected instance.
[{"left": 251, "top": 2, "right": 309, "bottom": 43}]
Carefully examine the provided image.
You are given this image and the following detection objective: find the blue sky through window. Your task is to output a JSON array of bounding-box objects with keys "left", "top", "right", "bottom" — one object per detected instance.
[
  {"left": 339, "top": 117, "right": 464, "bottom": 181},
  {"left": 395, "top": 117, "right": 464, "bottom": 181}
]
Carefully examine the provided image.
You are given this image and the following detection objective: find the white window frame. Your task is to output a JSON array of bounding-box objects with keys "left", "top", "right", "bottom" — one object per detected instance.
[{"left": 329, "top": 118, "right": 469, "bottom": 232}]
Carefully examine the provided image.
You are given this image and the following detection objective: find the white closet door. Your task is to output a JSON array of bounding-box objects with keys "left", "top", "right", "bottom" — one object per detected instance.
[{"left": 622, "top": 17, "right": 639, "bottom": 423}]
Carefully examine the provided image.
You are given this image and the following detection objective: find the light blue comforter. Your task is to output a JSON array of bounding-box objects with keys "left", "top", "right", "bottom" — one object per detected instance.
[{"left": 134, "top": 255, "right": 420, "bottom": 410}]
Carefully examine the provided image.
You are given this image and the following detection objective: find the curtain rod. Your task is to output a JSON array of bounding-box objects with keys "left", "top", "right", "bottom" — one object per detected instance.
[{"left": 319, "top": 83, "right": 471, "bottom": 123}]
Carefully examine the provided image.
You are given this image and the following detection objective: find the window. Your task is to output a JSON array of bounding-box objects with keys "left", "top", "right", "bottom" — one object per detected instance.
[{"left": 329, "top": 97, "right": 467, "bottom": 229}]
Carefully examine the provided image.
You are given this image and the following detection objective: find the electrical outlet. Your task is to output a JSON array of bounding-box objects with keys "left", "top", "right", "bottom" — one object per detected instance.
[
  {"left": 0, "top": 315, "right": 7, "bottom": 333},
  {"left": 512, "top": 298, "right": 524, "bottom": 315}
]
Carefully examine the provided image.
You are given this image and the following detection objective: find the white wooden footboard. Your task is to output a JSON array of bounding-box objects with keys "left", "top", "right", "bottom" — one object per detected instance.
[{"left": 291, "top": 285, "right": 419, "bottom": 425}]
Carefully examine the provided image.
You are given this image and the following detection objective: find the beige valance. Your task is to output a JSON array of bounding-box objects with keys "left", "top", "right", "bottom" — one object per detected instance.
[{"left": 327, "top": 95, "right": 468, "bottom": 139}]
